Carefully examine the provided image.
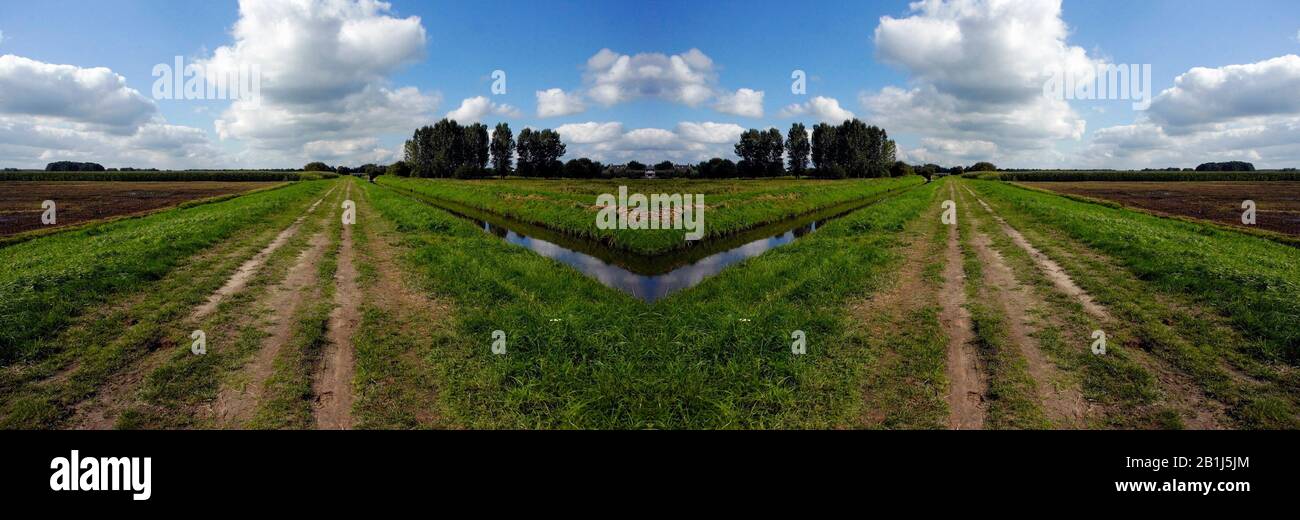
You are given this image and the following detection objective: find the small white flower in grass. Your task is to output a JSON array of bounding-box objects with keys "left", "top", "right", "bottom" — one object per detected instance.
[
  {"left": 738, "top": 318, "right": 751, "bottom": 322},
  {"left": 549, "top": 318, "right": 562, "bottom": 322}
]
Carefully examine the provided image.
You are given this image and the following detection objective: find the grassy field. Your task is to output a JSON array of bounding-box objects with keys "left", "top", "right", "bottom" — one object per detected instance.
[{"left": 1, "top": 174, "right": 1297, "bottom": 429}]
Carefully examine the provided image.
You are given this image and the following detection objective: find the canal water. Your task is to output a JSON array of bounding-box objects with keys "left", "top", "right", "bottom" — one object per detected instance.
[{"left": 392, "top": 188, "right": 900, "bottom": 302}]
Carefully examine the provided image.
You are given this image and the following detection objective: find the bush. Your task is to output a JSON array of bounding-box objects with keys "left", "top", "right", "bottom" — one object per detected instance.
[
  {"left": 453, "top": 164, "right": 488, "bottom": 179},
  {"left": 303, "top": 162, "right": 334, "bottom": 172},
  {"left": 386, "top": 161, "right": 412, "bottom": 177},
  {"left": 968, "top": 161, "right": 997, "bottom": 172},
  {"left": 890, "top": 161, "right": 914, "bottom": 178},
  {"left": 819, "top": 165, "right": 847, "bottom": 179},
  {"left": 1196, "top": 161, "right": 1255, "bottom": 172},
  {"left": 45, "top": 161, "right": 105, "bottom": 172}
]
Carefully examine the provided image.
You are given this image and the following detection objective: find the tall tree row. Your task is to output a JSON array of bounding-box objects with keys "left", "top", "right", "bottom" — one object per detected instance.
[
  {"left": 807, "top": 119, "right": 897, "bottom": 178},
  {"left": 733, "top": 129, "right": 785, "bottom": 177},
  {"left": 403, "top": 119, "right": 496, "bottom": 178},
  {"left": 514, "top": 128, "right": 567, "bottom": 177}
]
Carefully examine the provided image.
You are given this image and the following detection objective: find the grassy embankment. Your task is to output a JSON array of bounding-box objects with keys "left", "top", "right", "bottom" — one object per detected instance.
[{"left": 377, "top": 176, "right": 923, "bottom": 255}]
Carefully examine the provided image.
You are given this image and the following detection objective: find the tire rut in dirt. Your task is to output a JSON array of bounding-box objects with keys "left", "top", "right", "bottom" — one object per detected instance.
[
  {"left": 962, "top": 198, "right": 1091, "bottom": 428},
  {"left": 942, "top": 182, "right": 985, "bottom": 430},
  {"left": 207, "top": 193, "right": 339, "bottom": 428},
  {"left": 64, "top": 188, "right": 339, "bottom": 430},
  {"left": 190, "top": 187, "right": 337, "bottom": 321},
  {"left": 313, "top": 182, "right": 359, "bottom": 429},
  {"left": 960, "top": 182, "right": 1229, "bottom": 429}
]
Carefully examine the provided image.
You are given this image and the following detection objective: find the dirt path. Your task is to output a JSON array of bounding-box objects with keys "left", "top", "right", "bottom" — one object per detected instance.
[
  {"left": 964, "top": 188, "right": 1109, "bottom": 321},
  {"left": 208, "top": 199, "right": 336, "bottom": 428},
  {"left": 313, "top": 183, "right": 359, "bottom": 429},
  {"left": 960, "top": 182, "right": 1227, "bottom": 429},
  {"left": 966, "top": 223, "right": 1090, "bottom": 428},
  {"left": 66, "top": 188, "right": 338, "bottom": 430},
  {"left": 191, "top": 187, "right": 337, "bottom": 320},
  {"left": 942, "top": 183, "right": 985, "bottom": 430}
]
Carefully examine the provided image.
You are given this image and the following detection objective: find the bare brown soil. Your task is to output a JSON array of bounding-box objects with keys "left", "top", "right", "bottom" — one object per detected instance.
[
  {"left": 190, "top": 188, "right": 335, "bottom": 320},
  {"left": 0, "top": 181, "right": 278, "bottom": 236},
  {"left": 969, "top": 229, "right": 1090, "bottom": 428},
  {"left": 967, "top": 190, "right": 1110, "bottom": 321},
  {"left": 942, "top": 184, "right": 984, "bottom": 429},
  {"left": 1029, "top": 181, "right": 1300, "bottom": 236},
  {"left": 314, "top": 185, "right": 359, "bottom": 429},
  {"left": 209, "top": 227, "right": 332, "bottom": 427}
]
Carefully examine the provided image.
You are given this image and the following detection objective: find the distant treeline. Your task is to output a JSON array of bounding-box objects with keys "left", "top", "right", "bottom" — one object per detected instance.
[
  {"left": 981, "top": 170, "right": 1300, "bottom": 182},
  {"left": 0, "top": 170, "right": 338, "bottom": 182}
]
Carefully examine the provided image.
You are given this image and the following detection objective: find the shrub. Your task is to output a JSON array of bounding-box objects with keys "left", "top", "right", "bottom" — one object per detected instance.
[
  {"left": 386, "top": 161, "right": 412, "bottom": 177},
  {"left": 890, "top": 161, "right": 914, "bottom": 178},
  {"left": 453, "top": 164, "right": 487, "bottom": 179},
  {"left": 45, "top": 161, "right": 105, "bottom": 172}
]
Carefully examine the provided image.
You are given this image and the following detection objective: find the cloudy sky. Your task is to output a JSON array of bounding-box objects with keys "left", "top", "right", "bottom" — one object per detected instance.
[{"left": 2, "top": 0, "right": 1299, "bottom": 169}]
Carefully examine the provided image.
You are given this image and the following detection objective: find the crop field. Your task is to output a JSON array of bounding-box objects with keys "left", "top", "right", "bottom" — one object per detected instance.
[
  {"left": 1025, "top": 181, "right": 1300, "bottom": 236},
  {"left": 0, "top": 181, "right": 284, "bottom": 237},
  {"left": 1, "top": 175, "right": 1297, "bottom": 430}
]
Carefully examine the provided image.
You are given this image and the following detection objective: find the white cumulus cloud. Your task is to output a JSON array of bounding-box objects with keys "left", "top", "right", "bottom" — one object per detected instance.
[
  {"left": 536, "top": 88, "right": 586, "bottom": 118},
  {"left": 713, "top": 88, "right": 764, "bottom": 118},
  {"left": 445, "top": 95, "right": 521, "bottom": 123},
  {"left": 1086, "top": 55, "right": 1300, "bottom": 168},
  {"left": 0, "top": 54, "right": 156, "bottom": 133},
  {"left": 548, "top": 48, "right": 761, "bottom": 118},
  {"left": 200, "top": 0, "right": 438, "bottom": 165},
  {"left": 862, "top": 0, "right": 1093, "bottom": 165},
  {"left": 0, "top": 54, "right": 220, "bottom": 168},
  {"left": 778, "top": 96, "right": 855, "bottom": 123},
  {"left": 553, "top": 121, "right": 746, "bottom": 163}
]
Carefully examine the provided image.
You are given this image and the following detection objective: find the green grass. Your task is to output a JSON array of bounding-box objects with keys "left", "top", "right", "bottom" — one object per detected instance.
[
  {"left": 349, "top": 182, "right": 450, "bottom": 429},
  {"left": 377, "top": 176, "right": 923, "bottom": 255},
  {"left": 361, "top": 178, "right": 935, "bottom": 428},
  {"left": 854, "top": 184, "right": 950, "bottom": 429},
  {"left": 0, "top": 180, "right": 333, "bottom": 366}
]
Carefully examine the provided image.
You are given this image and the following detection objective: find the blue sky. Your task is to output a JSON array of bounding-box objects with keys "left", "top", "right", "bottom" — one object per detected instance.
[{"left": 2, "top": 0, "right": 1300, "bottom": 169}]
